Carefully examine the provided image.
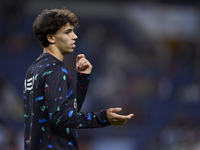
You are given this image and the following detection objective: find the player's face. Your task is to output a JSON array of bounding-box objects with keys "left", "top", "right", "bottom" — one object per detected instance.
[{"left": 53, "top": 22, "right": 78, "bottom": 54}]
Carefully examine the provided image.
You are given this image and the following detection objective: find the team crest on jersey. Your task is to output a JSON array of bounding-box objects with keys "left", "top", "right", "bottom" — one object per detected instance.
[{"left": 74, "top": 98, "right": 77, "bottom": 109}]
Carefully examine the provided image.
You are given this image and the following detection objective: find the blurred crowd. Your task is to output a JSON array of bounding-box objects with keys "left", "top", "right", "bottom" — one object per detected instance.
[{"left": 0, "top": 1, "right": 200, "bottom": 150}]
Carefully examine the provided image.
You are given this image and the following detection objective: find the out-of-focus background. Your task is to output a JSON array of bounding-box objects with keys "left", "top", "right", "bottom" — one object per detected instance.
[{"left": 0, "top": 0, "right": 200, "bottom": 150}]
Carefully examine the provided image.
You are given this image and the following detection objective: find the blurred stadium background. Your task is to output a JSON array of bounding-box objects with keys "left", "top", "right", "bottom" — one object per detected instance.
[{"left": 0, "top": 0, "right": 200, "bottom": 150}]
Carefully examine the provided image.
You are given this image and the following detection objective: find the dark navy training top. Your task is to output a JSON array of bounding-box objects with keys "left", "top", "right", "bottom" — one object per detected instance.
[{"left": 23, "top": 53, "right": 110, "bottom": 150}]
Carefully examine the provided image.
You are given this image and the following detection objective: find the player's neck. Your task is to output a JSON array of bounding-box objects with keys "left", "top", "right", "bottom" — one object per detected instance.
[{"left": 43, "top": 46, "right": 64, "bottom": 61}]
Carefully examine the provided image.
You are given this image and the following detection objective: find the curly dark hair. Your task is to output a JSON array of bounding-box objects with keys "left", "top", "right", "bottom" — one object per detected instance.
[{"left": 33, "top": 8, "right": 78, "bottom": 47}]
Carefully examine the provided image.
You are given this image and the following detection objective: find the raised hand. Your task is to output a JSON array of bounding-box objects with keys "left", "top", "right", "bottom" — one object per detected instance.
[
  {"left": 76, "top": 54, "right": 92, "bottom": 74},
  {"left": 107, "top": 108, "right": 134, "bottom": 125}
]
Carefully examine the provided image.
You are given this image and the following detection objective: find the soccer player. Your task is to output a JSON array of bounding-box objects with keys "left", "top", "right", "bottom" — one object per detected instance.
[{"left": 23, "top": 8, "right": 134, "bottom": 150}]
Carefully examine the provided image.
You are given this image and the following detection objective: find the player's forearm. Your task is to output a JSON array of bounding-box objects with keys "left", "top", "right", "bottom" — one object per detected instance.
[
  {"left": 50, "top": 108, "right": 110, "bottom": 128},
  {"left": 76, "top": 72, "right": 90, "bottom": 111}
]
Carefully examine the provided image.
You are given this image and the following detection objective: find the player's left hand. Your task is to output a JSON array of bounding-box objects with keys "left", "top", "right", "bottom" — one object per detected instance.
[
  {"left": 76, "top": 54, "right": 92, "bottom": 74},
  {"left": 106, "top": 107, "right": 134, "bottom": 125}
]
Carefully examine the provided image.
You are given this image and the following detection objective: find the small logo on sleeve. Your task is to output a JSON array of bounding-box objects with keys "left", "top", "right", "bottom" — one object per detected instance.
[
  {"left": 74, "top": 98, "right": 77, "bottom": 109},
  {"left": 24, "top": 76, "right": 34, "bottom": 91}
]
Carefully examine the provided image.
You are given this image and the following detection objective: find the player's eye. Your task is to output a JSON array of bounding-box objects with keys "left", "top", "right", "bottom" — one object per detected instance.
[{"left": 65, "top": 29, "right": 73, "bottom": 34}]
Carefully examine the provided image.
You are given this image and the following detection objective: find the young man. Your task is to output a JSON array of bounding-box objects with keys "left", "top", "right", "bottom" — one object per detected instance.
[{"left": 23, "top": 8, "right": 133, "bottom": 150}]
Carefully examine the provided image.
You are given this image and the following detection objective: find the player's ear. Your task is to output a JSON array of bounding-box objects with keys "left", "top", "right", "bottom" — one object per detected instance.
[{"left": 47, "top": 34, "right": 55, "bottom": 44}]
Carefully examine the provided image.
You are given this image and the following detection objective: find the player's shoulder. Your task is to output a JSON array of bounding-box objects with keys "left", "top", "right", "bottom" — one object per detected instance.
[
  {"left": 27, "top": 53, "right": 69, "bottom": 76},
  {"left": 38, "top": 54, "right": 70, "bottom": 74},
  {"left": 34, "top": 53, "right": 65, "bottom": 69},
  {"left": 38, "top": 53, "right": 62, "bottom": 66}
]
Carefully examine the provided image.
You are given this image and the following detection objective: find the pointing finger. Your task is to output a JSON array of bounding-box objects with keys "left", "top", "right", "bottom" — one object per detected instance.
[
  {"left": 110, "top": 107, "right": 122, "bottom": 113},
  {"left": 127, "top": 113, "right": 134, "bottom": 119},
  {"left": 113, "top": 113, "right": 133, "bottom": 120}
]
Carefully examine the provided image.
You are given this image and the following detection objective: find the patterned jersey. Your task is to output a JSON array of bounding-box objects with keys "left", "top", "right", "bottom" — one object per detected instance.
[{"left": 23, "top": 53, "right": 110, "bottom": 150}]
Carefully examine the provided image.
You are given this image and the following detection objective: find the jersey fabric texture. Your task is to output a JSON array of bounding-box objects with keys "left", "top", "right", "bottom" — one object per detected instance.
[{"left": 23, "top": 53, "right": 110, "bottom": 150}]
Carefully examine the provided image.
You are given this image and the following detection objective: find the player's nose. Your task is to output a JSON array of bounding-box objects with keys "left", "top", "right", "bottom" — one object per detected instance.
[{"left": 72, "top": 32, "right": 78, "bottom": 40}]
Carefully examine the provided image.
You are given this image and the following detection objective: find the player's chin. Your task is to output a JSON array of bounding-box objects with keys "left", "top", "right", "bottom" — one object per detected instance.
[{"left": 65, "top": 48, "right": 74, "bottom": 54}]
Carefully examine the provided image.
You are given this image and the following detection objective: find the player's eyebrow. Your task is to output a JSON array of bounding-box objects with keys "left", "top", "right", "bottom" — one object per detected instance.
[{"left": 64, "top": 27, "right": 74, "bottom": 32}]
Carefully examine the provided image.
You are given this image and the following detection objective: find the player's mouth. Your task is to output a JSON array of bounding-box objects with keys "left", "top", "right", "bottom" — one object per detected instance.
[{"left": 71, "top": 43, "right": 76, "bottom": 48}]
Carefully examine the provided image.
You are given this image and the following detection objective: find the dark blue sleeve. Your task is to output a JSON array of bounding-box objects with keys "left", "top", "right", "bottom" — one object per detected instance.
[
  {"left": 76, "top": 72, "right": 90, "bottom": 112},
  {"left": 43, "top": 64, "right": 110, "bottom": 128}
]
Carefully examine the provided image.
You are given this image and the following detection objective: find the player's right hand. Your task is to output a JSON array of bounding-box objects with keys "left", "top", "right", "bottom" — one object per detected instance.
[{"left": 76, "top": 54, "right": 92, "bottom": 74}]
